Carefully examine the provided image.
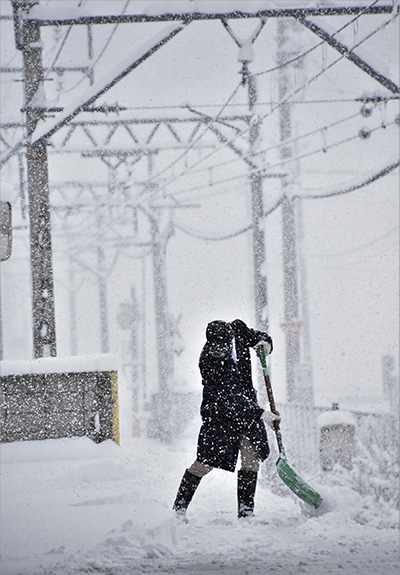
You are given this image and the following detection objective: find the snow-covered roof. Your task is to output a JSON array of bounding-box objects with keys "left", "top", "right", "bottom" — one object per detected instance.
[
  {"left": 318, "top": 409, "right": 357, "bottom": 427},
  {"left": 0, "top": 354, "right": 120, "bottom": 377}
]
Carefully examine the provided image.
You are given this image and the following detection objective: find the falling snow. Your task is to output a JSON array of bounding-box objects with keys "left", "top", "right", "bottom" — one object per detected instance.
[{"left": 0, "top": 1, "right": 399, "bottom": 573}]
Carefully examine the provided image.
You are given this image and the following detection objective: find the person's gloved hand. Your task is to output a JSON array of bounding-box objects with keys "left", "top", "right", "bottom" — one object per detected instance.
[
  {"left": 262, "top": 410, "right": 281, "bottom": 429},
  {"left": 253, "top": 340, "right": 272, "bottom": 357}
]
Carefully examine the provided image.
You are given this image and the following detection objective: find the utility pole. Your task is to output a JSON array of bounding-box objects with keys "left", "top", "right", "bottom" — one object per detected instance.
[
  {"left": 278, "top": 18, "right": 300, "bottom": 403},
  {"left": 223, "top": 18, "right": 268, "bottom": 331},
  {"left": 148, "top": 204, "right": 174, "bottom": 439},
  {"left": 277, "top": 18, "right": 314, "bottom": 405},
  {"left": 96, "top": 213, "right": 110, "bottom": 354},
  {"left": 296, "top": 196, "right": 314, "bottom": 405},
  {"left": 95, "top": 154, "right": 130, "bottom": 355},
  {"left": 244, "top": 24, "right": 269, "bottom": 331},
  {"left": 13, "top": 0, "right": 57, "bottom": 357},
  {"left": 247, "top": 64, "right": 269, "bottom": 331}
]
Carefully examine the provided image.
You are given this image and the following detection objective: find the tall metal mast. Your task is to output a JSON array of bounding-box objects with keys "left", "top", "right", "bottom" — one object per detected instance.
[{"left": 13, "top": 0, "right": 57, "bottom": 357}]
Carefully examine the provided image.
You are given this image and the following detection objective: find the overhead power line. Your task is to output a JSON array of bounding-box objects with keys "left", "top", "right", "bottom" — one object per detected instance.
[
  {"left": 297, "top": 159, "right": 399, "bottom": 200},
  {"left": 166, "top": 118, "right": 398, "bottom": 198},
  {"left": 169, "top": 108, "right": 373, "bottom": 180},
  {"left": 1, "top": 3, "right": 397, "bottom": 178},
  {"left": 310, "top": 224, "right": 398, "bottom": 259},
  {"left": 260, "top": 119, "right": 398, "bottom": 174},
  {"left": 148, "top": 11, "right": 399, "bottom": 199},
  {"left": 296, "top": 12, "right": 400, "bottom": 94},
  {"left": 254, "top": 0, "right": 381, "bottom": 78},
  {"left": 100, "top": 95, "right": 399, "bottom": 112},
  {"left": 173, "top": 160, "right": 399, "bottom": 242},
  {"left": 140, "top": 81, "right": 243, "bottom": 191},
  {"left": 44, "top": 26, "right": 73, "bottom": 81},
  {"left": 60, "top": 0, "right": 131, "bottom": 96},
  {"left": 175, "top": 195, "right": 285, "bottom": 242}
]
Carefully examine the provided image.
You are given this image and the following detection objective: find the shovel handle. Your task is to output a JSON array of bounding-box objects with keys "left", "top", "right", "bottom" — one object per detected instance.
[{"left": 259, "top": 346, "right": 285, "bottom": 455}]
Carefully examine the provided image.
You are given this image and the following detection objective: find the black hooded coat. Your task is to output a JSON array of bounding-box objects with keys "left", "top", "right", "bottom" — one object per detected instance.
[{"left": 196, "top": 319, "right": 273, "bottom": 472}]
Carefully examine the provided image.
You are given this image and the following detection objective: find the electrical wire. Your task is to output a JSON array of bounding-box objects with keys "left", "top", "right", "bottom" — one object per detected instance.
[
  {"left": 153, "top": 85, "right": 397, "bottom": 182},
  {"left": 91, "top": 1, "right": 132, "bottom": 69},
  {"left": 309, "top": 225, "right": 399, "bottom": 259},
  {"left": 50, "top": 142, "right": 398, "bottom": 248},
  {"left": 297, "top": 159, "right": 399, "bottom": 200},
  {"left": 147, "top": 0, "right": 384, "bottom": 185},
  {"left": 133, "top": 11, "right": 366, "bottom": 191},
  {"left": 171, "top": 158, "right": 398, "bottom": 245},
  {"left": 157, "top": 118, "right": 398, "bottom": 199},
  {"left": 167, "top": 107, "right": 370, "bottom": 180},
  {"left": 170, "top": 157, "right": 399, "bottom": 247},
  {"left": 309, "top": 235, "right": 399, "bottom": 268},
  {"left": 253, "top": 0, "right": 381, "bottom": 78},
  {"left": 141, "top": 80, "right": 243, "bottom": 194},
  {"left": 55, "top": 0, "right": 132, "bottom": 96},
  {"left": 44, "top": 26, "right": 74, "bottom": 82},
  {"left": 34, "top": 3, "right": 400, "bottom": 253},
  {"left": 259, "top": 11, "right": 400, "bottom": 127},
  {"left": 99, "top": 105, "right": 397, "bottom": 205},
  {"left": 148, "top": 11, "right": 399, "bottom": 200},
  {"left": 117, "top": 94, "right": 399, "bottom": 111},
  {"left": 1, "top": 5, "right": 397, "bottom": 177},
  {"left": 133, "top": 95, "right": 395, "bottom": 181},
  {"left": 261, "top": 119, "right": 398, "bottom": 174},
  {"left": 174, "top": 195, "right": 284, "bottom": 242}
]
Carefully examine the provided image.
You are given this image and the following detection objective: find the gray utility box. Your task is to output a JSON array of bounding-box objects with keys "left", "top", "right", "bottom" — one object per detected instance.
[
  {"left": 0, "top": 355, "right": 119, "bottom": 444},
  {"left": 318, "top": 405, "right": 356, "bottom": 471}
]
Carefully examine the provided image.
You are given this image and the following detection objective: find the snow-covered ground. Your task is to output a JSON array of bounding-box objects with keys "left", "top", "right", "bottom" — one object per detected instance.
[{"left": 1, "top": 427, "right": 399, "bottom": 575}]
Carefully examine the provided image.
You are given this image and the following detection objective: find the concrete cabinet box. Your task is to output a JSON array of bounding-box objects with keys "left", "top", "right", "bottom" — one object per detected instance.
[{"left": 0, "top": 368, "right": 119, "bottom": 444}]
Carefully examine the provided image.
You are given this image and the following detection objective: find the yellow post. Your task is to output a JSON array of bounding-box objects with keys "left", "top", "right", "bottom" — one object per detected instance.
[{"left": 110, "top": 371, "right": 120, "bottom": 445}]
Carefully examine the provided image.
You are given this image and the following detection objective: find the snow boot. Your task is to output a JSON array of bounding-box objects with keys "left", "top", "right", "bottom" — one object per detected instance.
[
  {"left": 173, "top": 469, "right": 202, "bottom": 520},
  {"left": 237, "top": 469, "right": 258, "bottom": 518}
]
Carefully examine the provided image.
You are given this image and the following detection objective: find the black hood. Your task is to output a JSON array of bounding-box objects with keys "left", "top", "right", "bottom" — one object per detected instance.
[{"left": 205, "top": 320, "right": 233, "bottom": 344}]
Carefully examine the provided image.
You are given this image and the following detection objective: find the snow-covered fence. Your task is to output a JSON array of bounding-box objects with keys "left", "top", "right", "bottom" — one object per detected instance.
[
  {"left": 277, "top": 404, "right": 398, "bottom": 466},
  {"left": 276, "top": 403, "right": 399, "bottom": 506},
  {"left": 0, "top": 355, "right": 120, "bottom": 445},
  {"left": 277, "top": 403, "right": 322, "bottom": 471},
  {"left": 350, "top": 410, "right": 399, "bottom": 507}
]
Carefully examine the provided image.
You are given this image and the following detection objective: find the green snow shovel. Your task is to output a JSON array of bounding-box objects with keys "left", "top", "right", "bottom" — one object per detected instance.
[{"left": 259, "top": 346, "right": 323, "bottom": 509}]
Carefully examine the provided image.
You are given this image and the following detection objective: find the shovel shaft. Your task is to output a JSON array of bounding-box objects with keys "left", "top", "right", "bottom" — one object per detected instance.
[
  {"left": 259, "top": 347, "right": 285, "bottom": 454},
  {"left": 258, "top": 348, "right": 323, "bottom": 509}
]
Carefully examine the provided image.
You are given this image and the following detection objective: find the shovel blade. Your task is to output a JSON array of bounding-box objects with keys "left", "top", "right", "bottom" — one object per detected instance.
[{"left": 277, "top": 456, "right": 323, "bottom": 509}]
